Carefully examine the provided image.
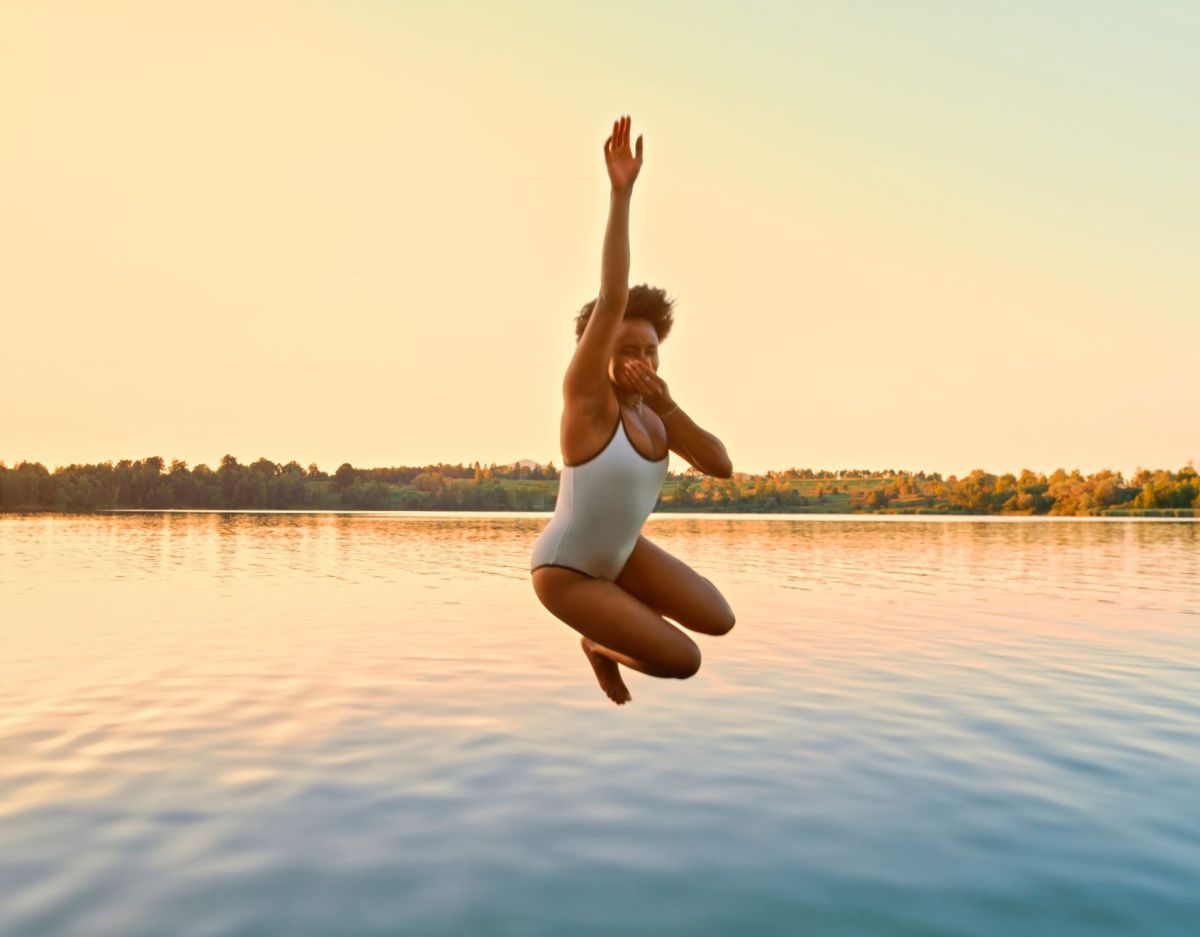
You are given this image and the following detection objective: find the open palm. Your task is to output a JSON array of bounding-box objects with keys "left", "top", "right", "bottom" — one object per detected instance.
[{"left": 604, "top": 114, "right": 643, "bottom": 193}]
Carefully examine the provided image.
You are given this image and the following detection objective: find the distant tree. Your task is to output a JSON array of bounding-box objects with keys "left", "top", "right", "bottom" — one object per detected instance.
[
  {"left": 333, "top": 463, "right": 356, "bottom": 490},
  {"left": 412, "top": 472, "right": 445, "bottom": 494}
]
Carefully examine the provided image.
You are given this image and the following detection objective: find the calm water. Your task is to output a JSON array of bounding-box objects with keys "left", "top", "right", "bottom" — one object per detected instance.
[{"left": 1, "top": 512, "right": 1197, "bottom": 936}]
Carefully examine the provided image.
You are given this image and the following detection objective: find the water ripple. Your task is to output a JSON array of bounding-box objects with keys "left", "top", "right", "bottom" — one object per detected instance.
[{"left": 1, "top": 513, "right": 1197, "bottom": 936}]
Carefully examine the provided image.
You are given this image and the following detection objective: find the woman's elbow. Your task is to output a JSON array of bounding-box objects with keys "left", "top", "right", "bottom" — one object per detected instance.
[{"left": 712, "top": 460, "right": 734, "bottom": 480}]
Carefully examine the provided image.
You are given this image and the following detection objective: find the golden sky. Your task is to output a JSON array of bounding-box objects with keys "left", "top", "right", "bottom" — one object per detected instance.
[{"left": 3, "top": 1, "right": 1196, "bottom": 477}]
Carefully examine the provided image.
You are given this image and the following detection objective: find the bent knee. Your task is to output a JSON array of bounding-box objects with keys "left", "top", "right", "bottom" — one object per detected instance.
[
  {"left": 701, "top": 603, "right": 735, "bottom": 636},
  {"left": 671, "top": 643, "right": 702, "bottom": 679},
  {"left": 716, "top": 607, "right": 736, "bottom": 635},
  {"left": 700, "top": 578, "right": 736, "bottom": 635}
]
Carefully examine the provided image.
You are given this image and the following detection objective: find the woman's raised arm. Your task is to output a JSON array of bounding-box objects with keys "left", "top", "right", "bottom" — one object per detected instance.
[{"left": 563, "top": 115, "right": 644, "bottom": 404}]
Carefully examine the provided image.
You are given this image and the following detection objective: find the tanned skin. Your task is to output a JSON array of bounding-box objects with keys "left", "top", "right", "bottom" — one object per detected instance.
[{"left": 531, "top": 115, "right": 736, "bottom": 706}]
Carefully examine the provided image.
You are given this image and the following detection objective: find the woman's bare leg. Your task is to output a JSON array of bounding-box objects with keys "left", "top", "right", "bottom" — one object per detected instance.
[
  {"left": 615, "top": 535, "right": 736, "bottom": 635},
  {"left": 532, "top": 565, "right": 702, "bottom": 704}
]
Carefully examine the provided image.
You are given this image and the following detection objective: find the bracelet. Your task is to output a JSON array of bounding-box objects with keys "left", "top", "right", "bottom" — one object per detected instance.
[{"left": 659, "top": 403, "right": 679, "bottom": 418}]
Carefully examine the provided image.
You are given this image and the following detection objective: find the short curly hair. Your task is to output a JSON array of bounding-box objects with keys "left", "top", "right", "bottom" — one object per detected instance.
[{"left": 573, "top": 283, "right": 676, "bottom": 343}]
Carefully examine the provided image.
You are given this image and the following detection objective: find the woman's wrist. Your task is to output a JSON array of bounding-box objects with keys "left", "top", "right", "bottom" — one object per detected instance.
[{"left": 657, "top": 400, "right": 679, "bottom": 418}]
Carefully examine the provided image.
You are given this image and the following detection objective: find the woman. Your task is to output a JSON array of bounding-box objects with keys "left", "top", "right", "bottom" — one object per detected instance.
[{"left": 530, "top": 115, "right": 736, "bottom": 706}]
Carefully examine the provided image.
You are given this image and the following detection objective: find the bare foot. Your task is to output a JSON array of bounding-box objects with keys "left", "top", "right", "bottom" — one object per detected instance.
[{"left": 580, "top": 636, "right": 632, "bottom": 705}]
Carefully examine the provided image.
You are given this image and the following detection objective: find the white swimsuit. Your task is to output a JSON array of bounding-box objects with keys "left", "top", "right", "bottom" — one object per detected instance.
[{"left": 530, "top": 413, "right": 669, "bottom": 581}]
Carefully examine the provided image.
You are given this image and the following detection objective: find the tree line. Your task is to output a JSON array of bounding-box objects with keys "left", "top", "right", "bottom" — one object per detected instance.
[{"left": 1, "top": 456, "right": 1196, "bottom": 516}]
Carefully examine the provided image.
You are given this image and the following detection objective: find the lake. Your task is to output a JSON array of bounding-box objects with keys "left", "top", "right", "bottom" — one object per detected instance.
[{"left": 1, "top": 512, "right": 1197, "bottom": 936}]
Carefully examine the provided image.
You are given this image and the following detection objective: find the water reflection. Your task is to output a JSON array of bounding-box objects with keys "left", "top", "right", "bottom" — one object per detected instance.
[{"left": 0, "top": 513, "right": 1197, "bottom": 936}]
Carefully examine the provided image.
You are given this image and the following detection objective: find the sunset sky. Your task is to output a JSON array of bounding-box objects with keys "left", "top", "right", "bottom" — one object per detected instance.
[{"left": 3, "top": 1, "right": 1196, "bottom": 478}]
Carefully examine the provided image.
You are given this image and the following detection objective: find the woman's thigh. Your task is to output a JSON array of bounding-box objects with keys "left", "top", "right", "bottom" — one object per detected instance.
[
  {"left": 615, "top": 535, "right": 736, "bottom": 636},
  {"left": 531, "top": 566, "right": 701, "bottom": 677}
]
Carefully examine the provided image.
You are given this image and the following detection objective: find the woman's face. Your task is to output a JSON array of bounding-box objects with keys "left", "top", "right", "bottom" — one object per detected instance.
[{"left": 608, "top": 319, "right": 660, "bottom": 391}]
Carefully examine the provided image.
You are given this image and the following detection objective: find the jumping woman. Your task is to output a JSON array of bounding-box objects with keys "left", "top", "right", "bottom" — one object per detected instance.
[{"left": 530, "top": 115, "right": 737, "bottom": 705}]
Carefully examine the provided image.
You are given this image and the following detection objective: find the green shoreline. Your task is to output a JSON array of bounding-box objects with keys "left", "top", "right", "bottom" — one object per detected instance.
[
  {"left": 3, "top": 505, "right": 1196, "bottom": 518},
  {"left": 3, "top": 458, "right": 1197, "bottom": 518}
]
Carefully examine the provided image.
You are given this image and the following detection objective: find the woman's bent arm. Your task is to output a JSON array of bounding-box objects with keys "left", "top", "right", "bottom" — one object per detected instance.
[
  {"left": 663, "top": 405, "right": 733, "bottom": 479},
  {"left": 620, "top": 358, "right": 734, "bottom": 479}
]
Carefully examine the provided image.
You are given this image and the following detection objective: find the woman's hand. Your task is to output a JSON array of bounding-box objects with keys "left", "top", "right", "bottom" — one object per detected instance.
[
  {"left": 622, "top": 359, "right": 675, "bottom": 416},
  {"left": 604, "top": 115, "right": 643, "bottom": 194}
]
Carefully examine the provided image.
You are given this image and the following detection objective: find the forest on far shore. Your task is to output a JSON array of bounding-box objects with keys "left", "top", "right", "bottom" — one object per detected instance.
[{"left": 2, "top": 456, "right": 1197, "bottom": 517}]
